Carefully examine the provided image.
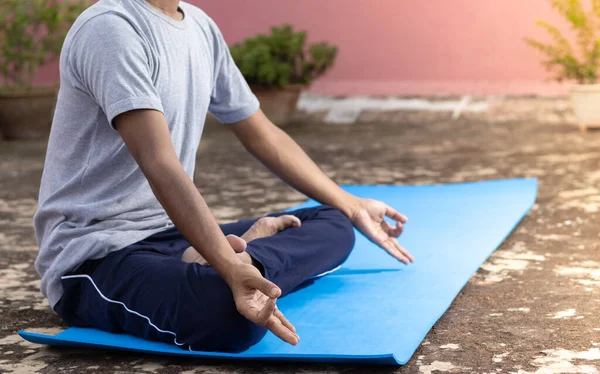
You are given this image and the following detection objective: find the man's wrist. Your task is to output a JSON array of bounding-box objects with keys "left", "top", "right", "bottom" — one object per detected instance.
[
  {"left": 338, "top": 193, "right": 362, "bottom": 219},
  {"left": 214, "top": 255, "right": 246, "bottom": 286}
]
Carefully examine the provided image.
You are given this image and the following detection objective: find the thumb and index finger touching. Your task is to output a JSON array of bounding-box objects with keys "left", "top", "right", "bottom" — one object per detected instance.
[{"left": 379, "top": 204, "right": 415, "bottom": 263}]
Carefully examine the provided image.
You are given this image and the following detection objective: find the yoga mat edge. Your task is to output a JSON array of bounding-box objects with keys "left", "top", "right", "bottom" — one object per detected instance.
[{"left": 17, "top": 331, "right": 398, "bottom": 365}]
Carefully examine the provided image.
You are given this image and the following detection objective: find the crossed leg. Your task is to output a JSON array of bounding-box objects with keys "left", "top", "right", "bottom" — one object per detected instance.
[
  {"left": 55, "top": 205, "right": 355, "bottom": 352},
  {"left": 181, "top": 214, "right": 302, "bottom": 268}
]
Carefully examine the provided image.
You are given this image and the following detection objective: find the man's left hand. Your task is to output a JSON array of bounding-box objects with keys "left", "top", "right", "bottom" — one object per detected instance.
[{"left": 349, "top": 198, "right": 414, "bottom": 264}]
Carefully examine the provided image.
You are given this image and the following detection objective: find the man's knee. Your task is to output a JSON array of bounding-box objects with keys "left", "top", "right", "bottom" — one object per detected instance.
[
  {"left": 174, "top": 273, "right": 267, "bottom": 352},
  {"left": 316, "top": 205, "right": 356, "bottom": 253},
  {"left": 185, "top": 315, "right": 267, "bottom": 353},
  {"left": 213, "top": 316, "right": 268, "bottom": 352},
  {"left": 318, "top": 205, "right": 355, "bottom": 234}
]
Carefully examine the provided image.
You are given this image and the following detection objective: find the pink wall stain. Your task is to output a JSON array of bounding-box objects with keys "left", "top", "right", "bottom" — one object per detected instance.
[{"left": 36, "top": 0, "right": 571, "bottom": 96}]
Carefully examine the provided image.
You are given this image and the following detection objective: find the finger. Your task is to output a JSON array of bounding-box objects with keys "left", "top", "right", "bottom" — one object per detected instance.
[
  {"left": 393, "top": 239, "right": 415, "bottom": 263},
  {"left": 383, "top": 221, "right": 403, "bottom": 238},
  {"left": 248, "top": 276, "right": 282, "bottom": 299},
  {"left": 265, "top": 315, "right": 300, "bottom": 345},
  {"left": 385, "top": 205, "right": 408, "bottom": 224},
  {"left": 274, "top": 307, "right": 296, "bottom": 333},
  {"left": 382, "top": 240, "right": 408, "bottom": 263},
  {"left": 382, "top": 240, "right": 410, "bottom": 264},
  {"left": 396, "top": 221, "right": 405, "bottom": 235},
  {"left": 257, "top": 297, "right": 276, "bottom": 324}
]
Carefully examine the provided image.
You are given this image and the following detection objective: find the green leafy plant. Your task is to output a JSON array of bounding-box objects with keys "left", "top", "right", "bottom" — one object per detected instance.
[
  {"left": 0, "top": 0, "right": 89, "bottom": 91},
  {"left": 525, "top": 0, "right": 600, "bottom": 84},
  {"left": 230, "top": 24, "right": 338, "bottom": 88}
]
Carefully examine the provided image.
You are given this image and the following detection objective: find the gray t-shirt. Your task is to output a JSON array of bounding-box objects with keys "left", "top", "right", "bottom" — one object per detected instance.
[{"left": 34, "top": 0, "right": 259, "bottom": 308}]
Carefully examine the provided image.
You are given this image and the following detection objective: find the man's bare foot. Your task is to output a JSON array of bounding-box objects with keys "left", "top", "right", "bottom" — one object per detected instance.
[
  {"left": 181, "top": 215, "right": 300, "bottom": 266},
  {"left": 182, "top": 234, "right": 247, "bottom": 265},
  {"left": 241, "top": 215, "right": 301, "bottom": 243}
]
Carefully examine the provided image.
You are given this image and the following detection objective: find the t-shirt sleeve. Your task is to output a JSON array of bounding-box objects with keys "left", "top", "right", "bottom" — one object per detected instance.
[
  {"left": 207, "top": 20, "right": 259, "bottom": 124},
  {"left": 66, "top": 14, "right": 164, "bottom": 128}
]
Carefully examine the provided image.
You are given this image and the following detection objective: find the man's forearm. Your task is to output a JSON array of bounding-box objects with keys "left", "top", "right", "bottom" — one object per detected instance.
[
  {"left": 233, "top": 112, "right": 360, "bottom": 217},
  {"left": 115, "top": 109, "right": 241, "bottom": 284},
  {"left": 142, "top": 156, "right": 240, "bottom": 282}
]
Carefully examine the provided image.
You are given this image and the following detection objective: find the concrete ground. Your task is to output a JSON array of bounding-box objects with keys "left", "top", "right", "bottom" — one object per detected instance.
[{"left": 0, "top": 98, "right": 599, "bottom": 373}]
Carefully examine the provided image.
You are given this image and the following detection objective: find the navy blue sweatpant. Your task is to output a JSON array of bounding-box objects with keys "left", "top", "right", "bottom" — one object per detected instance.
[{"left": 54, "top": 205, "right": 355, "bottom": 352}]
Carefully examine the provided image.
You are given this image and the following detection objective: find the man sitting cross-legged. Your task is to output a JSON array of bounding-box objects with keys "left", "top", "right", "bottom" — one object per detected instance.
[{"left": 34, "top": 0, "right": 414, "bottom": 353}]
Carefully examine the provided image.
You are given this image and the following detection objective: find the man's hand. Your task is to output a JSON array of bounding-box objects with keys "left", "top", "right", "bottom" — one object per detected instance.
[
  {"left": 227, "top": 263, "right": 300, "bottom": 346},
  {"left": 349, "top": 198, "right": 414, "bottom": 264}
]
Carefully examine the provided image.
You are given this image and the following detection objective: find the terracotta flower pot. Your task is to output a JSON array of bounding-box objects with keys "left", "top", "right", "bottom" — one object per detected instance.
[
  {"left": 0, "top": 87, "right": 58, "bottom": 140},
  {"left": 250, "top": 84, "right": 306, "bottom": 126},
  {"left": 570, "top": 84, "right": 600, "bottom": 132}
]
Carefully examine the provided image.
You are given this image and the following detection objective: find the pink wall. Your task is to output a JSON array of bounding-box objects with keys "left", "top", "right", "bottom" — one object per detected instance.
[{"left": 39, "top": 0, "right": 571, "bottom": 96}]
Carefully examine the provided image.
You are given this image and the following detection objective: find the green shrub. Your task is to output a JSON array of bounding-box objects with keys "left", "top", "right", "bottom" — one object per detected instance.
[
  {"left": 0, "top": 0, "right": 89, "bottom": 91},
  {"left": 525, "top": 0, "right": 600, "bottom": 84},
  {"left": 230, "top": 24, "right": 338, "bottom": 88}
]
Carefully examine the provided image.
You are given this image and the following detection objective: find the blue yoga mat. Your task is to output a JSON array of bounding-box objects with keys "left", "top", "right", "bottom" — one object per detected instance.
[{"left": 20, "top": 179, "right": 537, "bottom": 365}]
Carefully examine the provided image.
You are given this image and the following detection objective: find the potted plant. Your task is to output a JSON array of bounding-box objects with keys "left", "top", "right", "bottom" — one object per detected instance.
[
  {"left": 526, "top": 0, "right": 600, "bottom": 132},
  {"left": 229, "top": 24, "right": 338, "bottom": 126},
  {"left": 0, "top": 0, "right": 88, "bottom": 140}
]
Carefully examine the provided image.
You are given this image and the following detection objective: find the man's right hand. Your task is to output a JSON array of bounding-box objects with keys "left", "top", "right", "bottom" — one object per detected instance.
[{"left": 227, "top": 262, "right": 299, "bottom": 346}]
